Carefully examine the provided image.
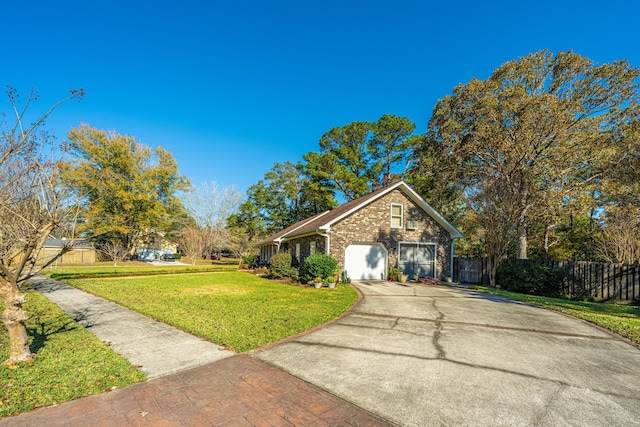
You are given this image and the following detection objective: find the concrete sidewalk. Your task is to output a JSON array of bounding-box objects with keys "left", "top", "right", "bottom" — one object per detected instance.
[{"left": 28, "top": 276, "right": 235, "bottom": 379}]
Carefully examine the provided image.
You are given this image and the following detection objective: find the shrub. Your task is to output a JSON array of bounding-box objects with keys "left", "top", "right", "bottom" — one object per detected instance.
[
  {"left": 496, "top": 260, "right": 566, "bottom": 297},
  {"left": 269, "top": 252, "right": 298, "bottom": 280},
  {"left": 388, "top": 266, "right": 401, "bottom": 280},
  {"left": 302, "top": 253, "right": 339, "bottom": 283},
  {"left": 241, "top": 254, "right": 258, "bottom": 269},
  {"left": 340, "top": 270, "right": 351, "bottom": 284},
  {"left": 173, "top": 253, "right": 182, "bottom": 260}
]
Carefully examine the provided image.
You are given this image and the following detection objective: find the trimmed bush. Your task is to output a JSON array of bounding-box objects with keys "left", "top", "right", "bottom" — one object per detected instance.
[
  {"left": 269, "top": 252, "right": 298, "bottom": 280},
  {"left": 302, "top": 253, "right": 339, "bottom": 283},
  {"left": 242, "top": 254, "right": 257, "bottom": 268},
  {"left": 496, "top": 260, "right": 566, "bottom": 297}
]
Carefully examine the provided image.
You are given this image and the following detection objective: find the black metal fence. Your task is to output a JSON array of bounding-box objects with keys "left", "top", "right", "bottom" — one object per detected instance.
[{"left": 454, "top": 257, "right": 640, "bottom": 302}]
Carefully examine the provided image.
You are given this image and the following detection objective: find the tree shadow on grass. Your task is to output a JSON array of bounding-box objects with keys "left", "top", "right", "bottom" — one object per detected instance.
[{"left": 27, "top": 315, "right": 78, "bottom": 354}]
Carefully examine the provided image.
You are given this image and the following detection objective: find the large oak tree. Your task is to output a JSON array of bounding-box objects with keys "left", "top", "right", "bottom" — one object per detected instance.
[
  {"left": 62, "top": 125, "right": 189, "bottom": 256},
  {"left": 415, "top": 50, "right": 639, "bottom": 282}
]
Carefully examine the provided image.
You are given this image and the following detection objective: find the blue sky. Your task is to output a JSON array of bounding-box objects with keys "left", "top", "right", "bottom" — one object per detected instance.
[{"left": 3, "top": 1, "right": 640, "bottom": 195}]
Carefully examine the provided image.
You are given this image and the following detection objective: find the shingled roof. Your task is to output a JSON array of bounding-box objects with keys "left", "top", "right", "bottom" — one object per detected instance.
[{"left": 257, "top": 181, "right": 463, "bottom": 246}]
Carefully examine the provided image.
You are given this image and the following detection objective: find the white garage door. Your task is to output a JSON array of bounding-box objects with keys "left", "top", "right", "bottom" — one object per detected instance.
[{"left": 344, "top": 243, "right": 387, "bottom": 280}]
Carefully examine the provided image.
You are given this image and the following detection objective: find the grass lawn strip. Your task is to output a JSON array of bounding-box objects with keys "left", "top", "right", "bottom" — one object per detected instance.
[
  {"left": 46, "top": 264, "right": 237, "bottom": 281},
  {"left": 470, "top": 286, "right": 640, "bottom": 345},
  {"left": 66, "top": 271, "right": 358, "bottom": 352},
  {"left": 0, "top": 289, "right": 145, "bottom": 418}
]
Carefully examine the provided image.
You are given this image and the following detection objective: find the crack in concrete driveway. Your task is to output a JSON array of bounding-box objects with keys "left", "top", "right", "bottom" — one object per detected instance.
[
  {"left": 431, "top": 299, "right": 446, "bottom": 359},
  {"left": 254, "top": 281, "right": 640, "bottom": 427}
]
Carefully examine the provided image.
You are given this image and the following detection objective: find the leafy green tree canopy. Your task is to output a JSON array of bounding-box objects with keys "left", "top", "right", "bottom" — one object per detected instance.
[
  {"left": 62, "top": 124, "right": 189, "bottom": 255},
  {"left": 229, "top": 161, "right": 336, "bottom": 236},
  {"left": 415, "top": 49, "right": 639, "bottom": 276}
]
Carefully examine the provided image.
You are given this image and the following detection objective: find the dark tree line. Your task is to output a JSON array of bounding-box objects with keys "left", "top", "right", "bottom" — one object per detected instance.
[{"left": 234, "top": 50, "right": 640, "bottom": 284}]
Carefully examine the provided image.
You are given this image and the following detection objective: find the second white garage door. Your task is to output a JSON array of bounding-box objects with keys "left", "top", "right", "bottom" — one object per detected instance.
[{"left": 344, "top": 243, "right": 387, "bottom": 280}]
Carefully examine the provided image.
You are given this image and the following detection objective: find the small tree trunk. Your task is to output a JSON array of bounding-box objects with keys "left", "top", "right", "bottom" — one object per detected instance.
[
  {"left": 488, "top": 256, "right": 497, "bottom": 287},
  {"left": 516, "top": 219, "right": 528, "bottom": 260},
  {"left": 543, "top": 224, "right": 550, "bottom": 261},
  {"left": 1, "top": 283, "right": 35, "bottom": 366}
]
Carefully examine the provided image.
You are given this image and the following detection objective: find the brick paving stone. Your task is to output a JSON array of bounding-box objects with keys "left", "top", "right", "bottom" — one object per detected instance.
[{"left": 0, "top": 355, "right": 392, "bottom": 426}]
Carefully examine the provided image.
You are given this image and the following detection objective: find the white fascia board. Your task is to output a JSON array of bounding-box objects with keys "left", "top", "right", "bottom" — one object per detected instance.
[
  {"left": 267, "top": 210, "right": 332, "bottom": 245},
  {"left": 321, "top": 181, "right": 464, "bottom": 239},
  {"left": 401, "top": 184, "right": 465, "bottom": 239},
  {"left": 323, "top": 181, "right": 405, "bottom": 229}
]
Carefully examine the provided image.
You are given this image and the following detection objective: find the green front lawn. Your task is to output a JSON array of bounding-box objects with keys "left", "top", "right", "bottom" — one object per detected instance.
[
  {"left": 46, "top": 264, "right": 237, "bottom": 281},
  {"left": 65, "top": 271, "right": 358, "bottom": 352},
  {"left": 1, "top": 269, "right": 357, "bottom": 418},
  {"left": 470, "top": 286, "right": 640, "bottom": 345},
  {"left": 0, "top": 289, "right": 145, "bottom": 417}
]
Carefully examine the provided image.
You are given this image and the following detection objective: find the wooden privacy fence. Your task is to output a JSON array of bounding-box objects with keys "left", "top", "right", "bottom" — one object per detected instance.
[
  {"left": 454, "top": 257, "right": 640, "bottom": 302},
  {"left": 521, "top": 259, "right": 640, "bottom": 302},
  {"left": 453, "top": 257, "right": 490, "bottom": 286}
]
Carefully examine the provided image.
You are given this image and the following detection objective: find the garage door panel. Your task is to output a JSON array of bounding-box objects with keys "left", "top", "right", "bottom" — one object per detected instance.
[
  {"left": 345, "top": 244, "right": 387, "bottom": 281},
  {"left": 399, "top": 243, "right": 436, "bottom": 279},
  {"left": 416, "top": 246, "right": 434, "bottom": 264}
]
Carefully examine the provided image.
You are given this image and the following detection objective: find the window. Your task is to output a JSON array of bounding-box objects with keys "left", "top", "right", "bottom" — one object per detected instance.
[
  {"left": 310, "top": 241, "right": 316, "bottom": 255},
  {"left": 391, "top": 203, "right": 403, "bottom": 228},
  {"left": 295, "top": 243, "right": 300, "bottom": 260}
]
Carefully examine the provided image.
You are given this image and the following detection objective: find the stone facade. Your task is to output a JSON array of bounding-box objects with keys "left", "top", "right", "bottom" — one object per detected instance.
[
  {"left": 285, "top": 188, "right": 454, "bottom": 280},
  {"left": 280, "top": 234, "right": 327, "bottom": 269}
]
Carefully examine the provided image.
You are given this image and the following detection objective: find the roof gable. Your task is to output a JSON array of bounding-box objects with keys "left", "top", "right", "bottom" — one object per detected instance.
[
  {"left": 258, "top": 181, "right": 463, "bottom": 246},
  {"left": 256, "top": 210, "right": 330, "bottom": 246}
]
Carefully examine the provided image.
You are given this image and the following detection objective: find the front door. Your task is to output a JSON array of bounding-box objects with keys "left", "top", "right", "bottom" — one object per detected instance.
[{"left": 398, "top": 243, "right": 436, "bottom": 279}]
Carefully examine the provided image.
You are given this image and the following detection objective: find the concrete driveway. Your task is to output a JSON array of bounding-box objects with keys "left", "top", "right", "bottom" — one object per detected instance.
[{"left": 254, "top": 281, "right": 640, "bottom": 426}]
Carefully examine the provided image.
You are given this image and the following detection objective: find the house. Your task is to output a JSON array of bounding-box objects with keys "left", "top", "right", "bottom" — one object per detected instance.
[
  {"left": 136, "top": 237, "right": 178, "bottom": 261},
  {"left": 257, "top": 180, "right": 463, "bottom": 281},
  {"left": 40, "top": 236, "right": 97, "bottom": 264}
]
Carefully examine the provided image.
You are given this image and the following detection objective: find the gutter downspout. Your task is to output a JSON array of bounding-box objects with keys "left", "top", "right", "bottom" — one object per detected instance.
[
  {"left": 316, "top": 230, "right": 330, "bottom": 255},
  {"left": 450, "top": 241, "right": 455, "bottom": 281}
]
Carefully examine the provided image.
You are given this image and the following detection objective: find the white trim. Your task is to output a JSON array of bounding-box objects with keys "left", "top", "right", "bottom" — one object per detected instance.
[
  {"left": 324, "top": 181, "right": 463, "bottom": 239},
  {"left": 316, "top": 231, "right": 330, "bottom": 255},
  {"left": 325, "top": 180, "right": 404, "bottom": 229},
  {"left": 259, "top": 181, "right": 464, "bottom": 247},
  {"left": 266, "top": 210, "right": 332, "bottom": 245},
  {"left": 400, "top": 184, "right": 464, "bottom": 239},
  {"left": 450, "top": 243, "right": 455, "bottom": 280}
]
